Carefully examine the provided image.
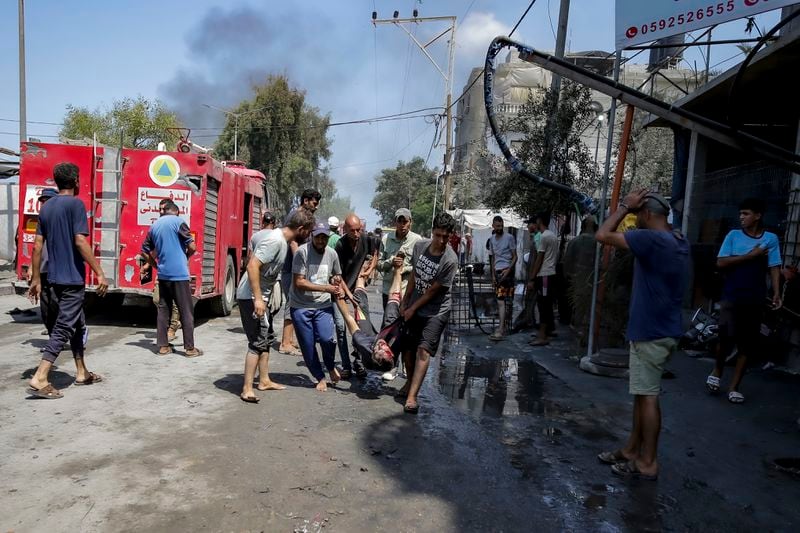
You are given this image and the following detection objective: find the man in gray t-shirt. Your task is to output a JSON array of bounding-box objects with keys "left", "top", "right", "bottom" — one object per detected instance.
[
  {"left": 236, "top": 210, "right": 314, "bottom": 404},
  {"left": 488, "top": 215, "right": 517, "bottom": 341},
  {"left": 290, "top": 222, "right": 343, "bottom": 391},
  {"left": 399, "top": 213, "right": 459, "bottom": 414}
]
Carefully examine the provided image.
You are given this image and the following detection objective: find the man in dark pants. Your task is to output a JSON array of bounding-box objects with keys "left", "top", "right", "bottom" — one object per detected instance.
[
  {"left": 141, "top": 200, "right": 202, "bottom": 357},
  {"left": 27, "top": 162, "right": 109, "bottom": 399},
  {"left": 529, "top": 212, "right": 558, "bottom": 347},
  {"left": 333, "top": 213, "right": 370, "bottom": 378},
  {"left": 35, "top": 188, "right": 59, "bottom": 334}
]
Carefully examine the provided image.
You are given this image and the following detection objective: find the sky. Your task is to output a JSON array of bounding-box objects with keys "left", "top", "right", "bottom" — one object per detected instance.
[{"left": 0, "top": 0, "right": 781, "bottom": 229}]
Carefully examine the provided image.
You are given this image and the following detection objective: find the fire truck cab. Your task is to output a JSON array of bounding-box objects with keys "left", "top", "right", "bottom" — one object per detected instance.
[{"left": 16, "top": 141, "right": 268, "bottom": 316}]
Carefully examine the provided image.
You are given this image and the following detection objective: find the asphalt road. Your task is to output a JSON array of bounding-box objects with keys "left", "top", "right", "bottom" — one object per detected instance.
[{"left": 1, "top": 286, "right": 799, "bottom": 532}]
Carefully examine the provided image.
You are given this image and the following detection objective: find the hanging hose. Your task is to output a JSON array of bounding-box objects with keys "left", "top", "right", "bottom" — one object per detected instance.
[
  {"left": 483, "top": 38, "right": 598, "bottom": 215},
  {"left": 464, "top": 265, "right": 494, "bottom": 335}
]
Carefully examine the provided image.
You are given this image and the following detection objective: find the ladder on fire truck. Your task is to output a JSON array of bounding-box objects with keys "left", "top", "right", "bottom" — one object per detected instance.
[{"left": 92, "top": 131, "right": 126, "bottom": 288}]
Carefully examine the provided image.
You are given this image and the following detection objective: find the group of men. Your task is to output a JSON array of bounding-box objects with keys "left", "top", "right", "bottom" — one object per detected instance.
[
  {"left": 24, "top": 168, "right": 459, "bottom": 415},
  {"left": 23, "top": 161, "right": 782, "bottom": 474}
]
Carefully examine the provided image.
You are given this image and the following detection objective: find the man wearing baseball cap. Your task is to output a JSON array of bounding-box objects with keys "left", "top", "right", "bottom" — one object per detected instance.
[
  {"left": 326, "top": 216, "right": 341, "bottom": 249},
  {"left": 290, "top": 221, "right": 344, "bottom": 391},
  {"left": 376, "top": 208, "right": 421, "bottom": 381}
]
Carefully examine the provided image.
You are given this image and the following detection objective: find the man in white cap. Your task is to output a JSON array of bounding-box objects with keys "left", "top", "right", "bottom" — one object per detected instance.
[{"left": 326, "top": 216, "right": 341, "bottom": 249}]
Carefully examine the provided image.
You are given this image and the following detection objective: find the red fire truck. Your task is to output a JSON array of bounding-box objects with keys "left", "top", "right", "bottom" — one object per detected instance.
[{"left": 15, "top": 139, "right": 269, "bottom": 316}]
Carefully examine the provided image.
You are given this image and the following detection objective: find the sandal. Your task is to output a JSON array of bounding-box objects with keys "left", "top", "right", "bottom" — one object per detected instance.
[
  {"left": 404, "top": 402, "right": 419, "bottom": 415},
  {"left": 158, "top": 345, "right": 174, "bottom": 356},
  {"left": 240, "top": 394, "right": 260, "bottom": 404},
  {"left": 611, "top": 460, "right": 658, "bottom": 481},
  {"left": 74, "top": 372, "right": 103, "bottom": 386},
  {"left": 597, "top": 450, "right": 628, "bottom": 465},
  {"left": 27, "top": 383, "right": 63, "bottom": 399},
  {"left": 529, "top": 339, "right": 550, "bottom": 347},
  {"left": 489, "top": 333, "right": 505, "bottom": 342},
  {"left": 706, "top": 375, "right": 720, "bottom": 393},
  {"left": 184, "top": 347, "right": 204, "bottom": 358},
  {"left": 728, "top": 391, "right": 745, "bottom": 404}
]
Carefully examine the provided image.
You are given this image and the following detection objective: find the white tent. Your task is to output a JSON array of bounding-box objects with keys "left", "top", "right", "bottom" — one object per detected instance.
[{"left": 449, "top": 208, "right": 529, "bottom": 279}]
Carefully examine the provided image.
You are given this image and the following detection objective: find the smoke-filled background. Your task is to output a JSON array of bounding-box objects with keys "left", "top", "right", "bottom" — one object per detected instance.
[{"left": 0, "top": 0, "right": 621, "bottom": 227}]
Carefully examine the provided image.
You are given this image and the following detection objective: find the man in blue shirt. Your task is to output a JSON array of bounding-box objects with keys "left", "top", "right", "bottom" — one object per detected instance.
[
  {"left": 595, "top": 190, "right": 689, "bottom": 480},
  {"left": 141, "top": 200, "right": 201, "bottom": 357},
  {"left": 27, "top": 162, "right": 109, "bottom": 399},
  {"left": 706, "top": 198, "right": 782, "bottom": 404}
]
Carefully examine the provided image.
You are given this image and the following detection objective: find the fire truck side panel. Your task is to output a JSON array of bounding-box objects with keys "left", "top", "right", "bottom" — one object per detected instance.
[{"left": 16, "top": 143, "right": 96, "bottom": 283}]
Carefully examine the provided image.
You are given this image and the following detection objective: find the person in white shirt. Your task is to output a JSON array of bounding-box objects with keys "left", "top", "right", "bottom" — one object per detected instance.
[{"left": 529, "top": 212, "right": 558, "bottom": 346}]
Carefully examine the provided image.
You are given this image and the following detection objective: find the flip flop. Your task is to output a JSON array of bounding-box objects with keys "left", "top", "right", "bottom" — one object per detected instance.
[
  {"left": 74, "top": 372, "right": 103, "bottom": 386},
  {"left": 489, "top": 333, "right": 505, "bottom": 342},
  {"left": 278, "top": 348, "right": 301, "bottom": 356},
  {"left": 597, "top": 450, "right": 628, "bottom": 465},
  {"left": 529, "top": 339, "right": 550, "bottom": 347},
  {"left": 706, "top": 375, "right": 720, "bottom": 393},
  {"left": 728, "top": 391, "right": 745, "bottom": 404},
  {"left": 240, "top": 394, "right": 260, "bottom": 404},
  {"left": 611, "top": 460, "right": 658, "bottom": 481},
  {"left": 404, "top": 403, "right": 419, "bottom": 415},
  {"left": 27, "top": 383, "right": 63, "bottom": 399}
]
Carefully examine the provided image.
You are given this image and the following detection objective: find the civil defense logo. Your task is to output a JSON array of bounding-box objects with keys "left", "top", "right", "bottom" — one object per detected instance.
[{"left": 148, "top": 155, "right": 181, "bottom": 187}]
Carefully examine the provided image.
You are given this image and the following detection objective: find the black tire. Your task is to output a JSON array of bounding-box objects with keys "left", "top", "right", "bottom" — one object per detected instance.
[{"left": 211, "top": 255, "right": 235, "bottom": 316}]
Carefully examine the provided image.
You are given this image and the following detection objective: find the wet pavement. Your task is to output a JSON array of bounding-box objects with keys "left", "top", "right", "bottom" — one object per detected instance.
[{"left": 1, "top": 285, "right": 800, "bottom": 531}]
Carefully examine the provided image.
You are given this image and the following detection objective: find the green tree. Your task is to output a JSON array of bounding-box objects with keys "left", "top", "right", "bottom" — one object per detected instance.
[
  {"left": 214, "top": 75, "right": 336, "bottom": 215},
  {"left": 60, "top": 96, "right": 182, "bottom": 149},
  {"left": 314, "top": 195, "right": 355, "bottom": 222},
  {"left": 371, "top": 157, "right": 438, "bottom": 235},
  {"left": 482, "top": 82, "right": 600, "bottom": 218}
]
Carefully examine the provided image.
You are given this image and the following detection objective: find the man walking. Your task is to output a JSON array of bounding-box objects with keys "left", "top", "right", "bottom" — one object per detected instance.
[
  {"left": 27, "top": 162, "right": 108, "bottom": 399},
  {"left": 595, "top": 190, "right": 689, "bottom": 480},
  {"left": 33, "top": 188, "right": 59, "bottom": 335},
  {"left": 488, "top": 215, "right": 517, "bottom": 341},
  {"left": 333, "top": 213, "right": 371, "bottom": 378},
  {"left": 278, "top": 189, "right": 320, "bottom": 355},
  {"left": 399, "top": 212, "right": 459, "bottom": 414},
  {"left": 140, "top": 200, "right": 202, "bottom": 357},
  {"left": 290, "top": 222, "right": 343, "bottom": 391},
  {"left": 529, "top": 213, "right": 558, "bottom": 346},
  {"left": 237, "top": 209, "right": 314, "bottom": 403},
  {"left": 707, "top": 198, "right": 782, "bottom": 403}
]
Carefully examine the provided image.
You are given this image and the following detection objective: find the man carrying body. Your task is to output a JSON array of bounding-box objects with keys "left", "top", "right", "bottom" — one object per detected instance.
[
  {"left": 278, "top": 188, "right": 321, "bottom": 355},
  {"left": 399, "top": 212, "right": 459, "bottom": 414},
  {"left": 707, "top": 198, "right": 782, "bottom": 404},
  {"left": 334, "top": 258, "right": 406, "bottom": 371},
  {"left": 141, "top": 200, "right": 202, "bottom": 357},
  {"left": 378, "top": 208, "right": 421, "bottom": 310},
  {"left": 488, "top": 215, "right": 517, "bottom": 341},
  {"left": 333, "top": 213, "right": 371, "bottom": 378},
  {"left": 529, "top": 213, "right": 558, "bottom": 346},
  {"left": 237, "top": 209, "right": 314, "bottom": 403},
  {"left": 377, "top": 208, "right": 421, "bottom": 381},
  {"left": 148, "top": 199, "right": 181, "bottom": 342},
  {"left": 595, "top": 190, "right": 689, "bottom": 480},
  {"left": 290, "top": 222, "right": 343, "bottom": 391},
  {"left": 27, "top": 162, "right": 109, "bottom": 399}
]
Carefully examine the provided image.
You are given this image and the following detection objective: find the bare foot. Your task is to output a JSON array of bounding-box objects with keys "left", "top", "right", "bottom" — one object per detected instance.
[
  {"left": 316, "top": 379, "right": 328, "bottom": 392},
  {"left": 329, "top": 368, "right": 341, "bottom": 384},
  {"left": 257, "top": 381, "right": 286, "bottom": 391}
]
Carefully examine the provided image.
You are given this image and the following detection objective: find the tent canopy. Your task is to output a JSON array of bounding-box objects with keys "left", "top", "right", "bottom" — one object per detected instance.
[{"left": 448, "top": 208, "right": 524, "bottom": 230}]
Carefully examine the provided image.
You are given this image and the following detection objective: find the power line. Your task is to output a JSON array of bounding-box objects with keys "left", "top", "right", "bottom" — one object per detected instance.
[{"left": 444, "top": 0, "right": 538, "bottom": 117}]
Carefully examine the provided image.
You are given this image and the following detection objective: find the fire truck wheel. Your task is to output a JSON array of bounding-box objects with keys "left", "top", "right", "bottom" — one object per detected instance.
[{"left": 211, "top": 255, "right": 236, "bottom": 316}]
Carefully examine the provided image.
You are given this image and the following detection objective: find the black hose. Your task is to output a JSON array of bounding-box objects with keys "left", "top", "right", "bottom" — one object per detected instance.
[
  {"left": 464, "top": 264, "right": 494, "bottom": 335},
  {"left": 483, "top": 38, "right": 598, "bottom": 214}
]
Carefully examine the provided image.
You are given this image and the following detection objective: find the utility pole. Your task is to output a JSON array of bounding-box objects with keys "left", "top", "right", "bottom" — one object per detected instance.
[
  {"left": 18, "top": 0, "right": 27, "bottom": 145},
  {"left": 550, "top": 0, "right": 571, "bottom": 95},
  {"left": 203, "top": 103, "right": 275, "bottom": 161},
  {"left": 373, "top": 12, "right": 456, "bottom": 211}
]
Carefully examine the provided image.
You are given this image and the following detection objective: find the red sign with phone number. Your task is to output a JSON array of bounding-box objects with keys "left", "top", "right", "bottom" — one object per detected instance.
[{"left": 616, "top": 0, "right": 800, "bottom": 49}]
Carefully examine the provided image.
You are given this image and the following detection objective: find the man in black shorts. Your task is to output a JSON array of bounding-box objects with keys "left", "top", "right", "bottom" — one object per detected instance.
[
  {"left": 399, "top": 212, "right": 459, "bottom": 414},
  {"left": 334, "top": 257, "right": 406, "bottom": 370}
]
